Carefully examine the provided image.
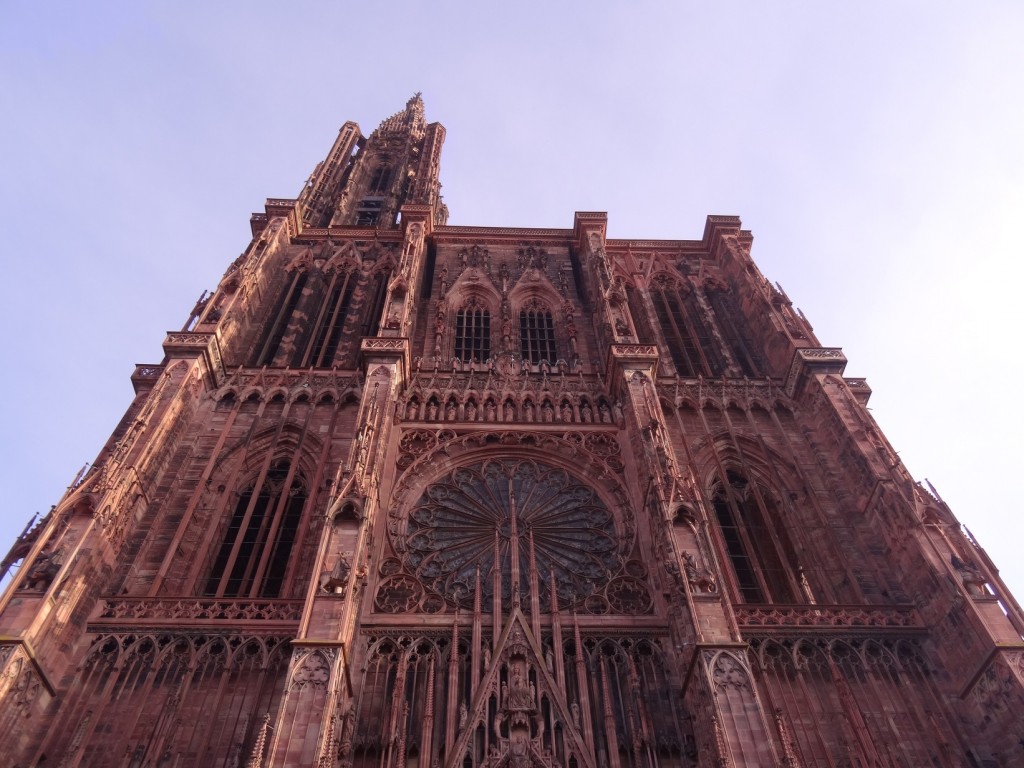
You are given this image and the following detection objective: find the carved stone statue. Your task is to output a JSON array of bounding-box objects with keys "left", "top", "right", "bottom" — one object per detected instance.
[
  {"left": 581, "top": 402, "right": 593, "bottom": 423},
  {"left": 24, "top": 548, "right": 62, "bottom": 591},
  {"left": 320, "top": 552, "right": 351, "bottom": 593},
  {"left": 951, "top": 554, "right": 987, "bottom": 597}
]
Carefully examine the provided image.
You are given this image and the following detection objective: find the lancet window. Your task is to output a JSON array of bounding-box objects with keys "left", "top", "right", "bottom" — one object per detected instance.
[
  {"left": 295, "top": 267, "right": 359, "bottom": 367},
  {"left": 252, "top": 255, "right": 391, "bottom": 368},
  {"left": 253, "top": 268, "right": 309, "bottom": 366},
  {"left": 519, "top": 304, "right": 557, "bottom": 364},
  {"left": 204, "top": 461, "right": 307, "bottom": 599},
  {"left": 649, "top": 276, "right": 725, "bottom": 377},
  {"left": 454, "top": 299, "right": 491, "bottom": 363},
  {"left": 711, "top": 470, "right": 798, "bottom": 603},
  {"left": 704, "top": 281, "right": 762, "bottom": 377},
  {"left": 367, "top": 163, "right": 392, "bottom": 195}
]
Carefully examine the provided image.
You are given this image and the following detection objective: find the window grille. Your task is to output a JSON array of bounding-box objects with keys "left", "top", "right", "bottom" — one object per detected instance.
[
  {"left": 519, "top": 309, "right": 556, "bottom": 364},
  {"left": 455, "top": 307, "right": 490, "bottom": 363}
]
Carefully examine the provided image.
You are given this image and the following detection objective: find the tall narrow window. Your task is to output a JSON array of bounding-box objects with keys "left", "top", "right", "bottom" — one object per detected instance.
[
  {"left": 298, "top": 269, "right": 358, "bottom": 368},
  {"left": 711, "top": 470, "right": 796, "bottom": 603},
  {"left": 253, "top": 269, "right": 309, "bottom": 366},
  {"left": 368, "top": 164, "right": 392, "bottom": 195},
  {"left": 705, "top": 284, "right": 762, "bottom": 377},
  {"left": 519, "top": 307, "right": 556, "bottom": 364},
  {"left": 650, "top": 277, "right": 726, "bottom": 377},
  {"left": 455, "top": 303, "right": 490, "bottom": 363},
  {"left": 204, "top": 461, "right": 307, "bottom": 599}
]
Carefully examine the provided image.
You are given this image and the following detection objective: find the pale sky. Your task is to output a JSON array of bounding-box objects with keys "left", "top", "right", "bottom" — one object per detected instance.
[{"left": 2, "top": 2, "right": 1023, "bottom": 599}]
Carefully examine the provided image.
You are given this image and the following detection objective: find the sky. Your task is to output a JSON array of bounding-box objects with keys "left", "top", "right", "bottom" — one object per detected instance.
[{"left": 1, "top": 2, "right": 1023, "bottom": 600}]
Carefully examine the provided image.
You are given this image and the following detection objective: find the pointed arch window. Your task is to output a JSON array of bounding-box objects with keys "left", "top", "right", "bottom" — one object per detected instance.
[
  {"left": 649, "top": 277, "right": 725, "bottom": 377},
  {"left": 253, "top": 268, "right": 309, "bottom": 366},
  {"left": 295, "top": 267, "right": 359, "bottom": 368},
  {"left": 368, "top": 164, "right": 392, "bottom": 195},
  {"left": 519, "top": 304, "right": 557, "bottom": 364},
  {"left": 455, "top": 299, "right": 491, "bottom": 363},
  {"left": 204, "top": 461, "right": 307, "bottom": 598},
  {"left": 711, "top": 470, "right": 797, "bottom": 603},
  {"left": 704, "top": 281, "right": 762, "bottom": 377}
]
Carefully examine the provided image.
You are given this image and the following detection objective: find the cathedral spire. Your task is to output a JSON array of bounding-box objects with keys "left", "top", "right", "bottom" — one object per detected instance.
[{"left": 371, "top": 92, "right": 426, "bottom": 139}]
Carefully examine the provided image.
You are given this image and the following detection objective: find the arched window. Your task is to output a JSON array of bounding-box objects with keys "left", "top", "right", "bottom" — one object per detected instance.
[
  {"left": 204, "top": 461, "right": 307, "bottom": 598},
  {"left": 296, "top": 267, "right": 359, "bottom": 368},
  {"left": 368, "top": 164, "right": 392, "bottom": 195},
  {"left": 704, "top": 280, "right": 762, "bottom": 377},
  {"left": 711, "top": 470, "right": 797, "bottom": 603},
  {"left": 455, "top": 299, "right": 490, "bottom": 363},
  {"left": 519, "top": 304, "right": 556, "bottom": 364},
  {"left": 649, "top": 276, "right": 725, "bottom": 377},
  {"left": 253, "top": 268, "right": 309, "bottom": 366}
]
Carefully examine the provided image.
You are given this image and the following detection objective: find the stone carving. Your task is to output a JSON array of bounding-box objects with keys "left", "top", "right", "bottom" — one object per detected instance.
[
  {"left": 23, "top": 547, "right": 63, "bottom": 591},
  {"left": 681, "top": 551, "right": 717, "bottom": 594},
  {"left": 711, "top": 652, "right": 749, "bottom": 690},
  {"left": 390, "top": 457, "right": 637, "bottom": 613},
  {"left": 321, "top": 552, "right": 352, "bottom": 593},
  {"left": 292, "top": 651, "right": 332, "bottom": 689},
  {"left": 951, "top": 554, "right": 989, "bottom": 598},
  {"left": 736, "top": 604, "right": 920, "bottom": 631}
]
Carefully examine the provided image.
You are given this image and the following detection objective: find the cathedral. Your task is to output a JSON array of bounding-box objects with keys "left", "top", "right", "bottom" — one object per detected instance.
[{"left": 3, "top": 95, "right": 1024, "bottom": 767}]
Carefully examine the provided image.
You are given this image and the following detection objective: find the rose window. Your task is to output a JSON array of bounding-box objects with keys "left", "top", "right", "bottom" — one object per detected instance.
[{"left": 396, "top": 458, "right": 626, "bottom": 610}]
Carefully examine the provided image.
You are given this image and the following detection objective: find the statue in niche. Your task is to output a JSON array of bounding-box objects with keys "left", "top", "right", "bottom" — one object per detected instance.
[
  {"left": 426, "top": 401, "right": 439, "bottom": 421},
  {"left": 466, "top": 401, "right": 478, "bottom": 421},
  {"left": 446, "top": 401, "right": 457, "bottom": 421},
  {"left": 485, "top": 400, "right": 497, "bottom": 421},
  {"left": 504, "top": 401, "right": 515, "bottom": 421},
  {"left": 24, "top": 547, "right": 62, "bottom": 591},
  {"left": 320, "top": 552, "right": 351, "bottom": 593},
  {"left": 405, "top": 400, "right": 419, "bottom": 420},
  {"left": 682, "top": 551, "right": 716, "bottom": 593},
  {"left": 524, "top": 402, "right": 535, "bottom": 422},
  {"left": 580, "top": 402, "right": 593, "bottom": 423},
  {"left": 541, "top": 402, "right": 554, "bottom": 423},
  {"left": 560, "top": 403, "right": 573, "bottom": 423},
  {"left": 951, "top": 554, "right": 988, "bottom": 597},
  {"left": 599, "top": 402, "right": 612, "bottom": 423},
  {"left": 509, "top": 666, "right": 534, "bottom": 710}
]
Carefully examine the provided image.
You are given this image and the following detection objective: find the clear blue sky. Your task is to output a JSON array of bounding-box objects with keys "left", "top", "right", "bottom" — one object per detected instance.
[{"left": 1, "top": 2, "right": 1022, "bottom": 597}]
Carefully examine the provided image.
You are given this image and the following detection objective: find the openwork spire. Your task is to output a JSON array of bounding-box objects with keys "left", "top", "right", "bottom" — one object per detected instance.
[{"left": 371, "top": 92, "right": 426, "bottom": 138}]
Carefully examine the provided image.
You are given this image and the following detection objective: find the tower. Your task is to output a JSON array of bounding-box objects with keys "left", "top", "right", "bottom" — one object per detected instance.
[{"left": 3, "top": 97, "right": 1023, "bottom": 767}]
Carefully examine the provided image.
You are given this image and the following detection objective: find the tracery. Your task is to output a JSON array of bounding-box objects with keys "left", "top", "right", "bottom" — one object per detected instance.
[{"left": 393, "top": 458, "right": 627, "bottom": 612}]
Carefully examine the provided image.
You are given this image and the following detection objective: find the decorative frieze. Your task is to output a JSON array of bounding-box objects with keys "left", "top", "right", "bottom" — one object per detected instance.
[{"left": 736, "top": 604, "right": 921, "bottom": 633}]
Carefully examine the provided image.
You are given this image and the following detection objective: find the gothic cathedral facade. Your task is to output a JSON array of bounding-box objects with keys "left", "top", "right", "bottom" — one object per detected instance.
[{"left": 3, "top": 96, "right": 1023, "bottom": 767}]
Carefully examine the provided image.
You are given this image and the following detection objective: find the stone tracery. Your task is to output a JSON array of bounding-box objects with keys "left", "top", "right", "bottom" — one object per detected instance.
[{"left": 390, "top": 458, "right": 632, "bottom": 613}]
